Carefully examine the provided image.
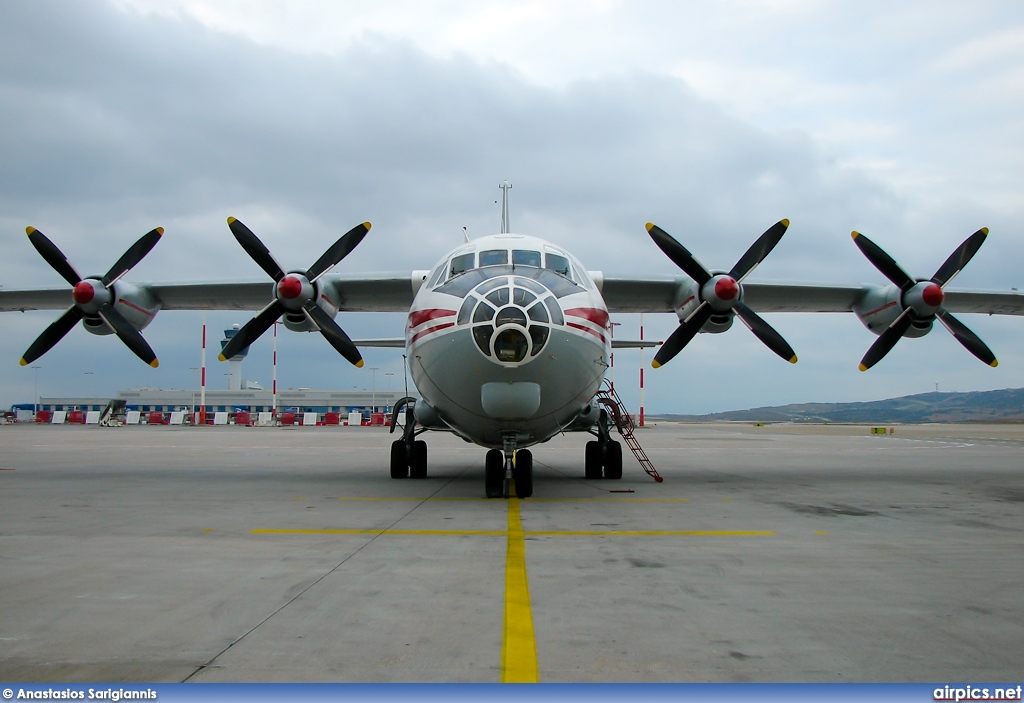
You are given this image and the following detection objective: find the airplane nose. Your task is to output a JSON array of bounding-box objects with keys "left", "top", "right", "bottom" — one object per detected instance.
[{"left": 462, "top": 275, "right": 559, "bottom": 364}]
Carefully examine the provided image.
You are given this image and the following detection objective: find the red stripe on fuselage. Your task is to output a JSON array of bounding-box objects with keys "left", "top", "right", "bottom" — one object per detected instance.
[
  {"left": 408, "top": 308, "right": 457, "bottom": 329},
  {"left": 567, "top": 322, "right": 607, "bottom": 344},
  {"left": 410, "top": 322, "right": 455, "bottom": 345},
  {"left": 563, "top": 307, "right": 610, "bottom": 329}
]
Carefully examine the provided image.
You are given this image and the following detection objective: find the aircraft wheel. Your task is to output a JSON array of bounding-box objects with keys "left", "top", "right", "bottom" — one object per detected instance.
[
  {"left": 390, "top": 440, "right": 409, "bottom": 479},
  {"left": 604, "top": 441, "right": 623, "bottom": 480},
  {"left": 409, "top": 440, "right": 428, "bottom": 479},
  {"left": 585, "top": 440, "right": 603, "bottom": 479},
  {"left": 485, "top": 449, "right": 504, "bottom": 498},
  {"left": 514, "top": 449, "right": 533, "bottom": 499}
]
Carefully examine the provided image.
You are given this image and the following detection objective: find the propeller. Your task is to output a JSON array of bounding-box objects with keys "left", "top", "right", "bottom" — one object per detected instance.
[
  {"left": 20, "top": 226, "right": 163, "bottom": 367},
  {"left": 851, "top": 228, "right": 997, "bottom": 370},
  {"left": 646, "top": 219, "right": 797, "bottom": 368},
  {"left": 218, "top": 217, "right": 370, "bottom": 367}
]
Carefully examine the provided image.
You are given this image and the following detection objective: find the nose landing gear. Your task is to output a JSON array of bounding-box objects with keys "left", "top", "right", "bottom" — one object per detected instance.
[{"left": 485, "top": 434, "right": 533, "bottom": 499}]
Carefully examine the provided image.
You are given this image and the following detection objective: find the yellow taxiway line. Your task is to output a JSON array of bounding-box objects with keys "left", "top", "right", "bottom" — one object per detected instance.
[
  {"left": 251, "top": 499, "right": 777, "bottom": 684},
  {"left": 501, "top": 498, "right": 538, "bottom": 683}
]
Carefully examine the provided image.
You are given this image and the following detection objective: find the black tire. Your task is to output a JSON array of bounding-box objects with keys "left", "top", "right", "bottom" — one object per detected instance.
[
  {"left": 604, "top": 440, "right": 623, "bottom": 480},
  {"left": 485, "top": 449, "right": 504, "bottom": 498},
  {"left": 390, "top": 439, "right": 408, "bottom": 479},
  {"left": 514, "top": 449, "right": 533, "bottom": 499},
  {"left": 585, "top": 440, "right": 603, "bottom": 479},
  {"left": 409, "top": 440, "right": 428, "bottom": 479}
]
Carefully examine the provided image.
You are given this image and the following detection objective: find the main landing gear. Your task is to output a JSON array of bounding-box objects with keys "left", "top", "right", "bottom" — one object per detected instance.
[
  {"left": 585, "top": 409, "right": 623, "bottom": 480},
  {"left": 389, "top": 397, "right": 428, "bottom": 479},
  {"left": 485, "top": 433, "right": 533, "bottom": 499}
]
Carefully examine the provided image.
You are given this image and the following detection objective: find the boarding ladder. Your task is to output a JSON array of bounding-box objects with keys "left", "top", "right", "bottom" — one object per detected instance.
[{"left": 594, "top": 381, "right": 663, "bottom": 483}]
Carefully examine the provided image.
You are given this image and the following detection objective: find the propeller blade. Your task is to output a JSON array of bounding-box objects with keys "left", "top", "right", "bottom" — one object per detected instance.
[
  {"left": 20, "top": 307, "right": 85, "bottom": 365},
  {"left": 307, "top": 222, "right": 371, "bottom": 282},
  {"left": 26, "top": 226, "right": 81, "bottom": 286},
  {"left": 932, "top": 228, "right": 988, "bottom": 287},
  {"left": 102, "top": 227, "right": 164, "bottom": 287},
  {"left": 851, "top": 232, "right": 915, "bottom": 291},
  {"left": 936, "top": 309, "right": 998, "bottom": 367},
  {"left": 97, "top": 304, "right": 159, "bottom": 368},
  {"left": 859, "top": 309, "right": 914, "bottom": 371},
  {"left": 645, "top": 223, "right": 712, "bottom": 286},
  {"left": 227, "top": 217, "right": 286, "bottom": 281},
  {"left": 303, "top": 302, "right": 364, "bottom": 367},
  {"left": 729, "top": 219, "right": 789, "bottom": 282},
  {"left": 652, "top": 303, "right": 712, "bottom": 368},
  {"left": 219, "top": 300, "right": 284, "bottom": 361},
  {"left": 734, "top": 302, "right": 797, "bottom": 363}
]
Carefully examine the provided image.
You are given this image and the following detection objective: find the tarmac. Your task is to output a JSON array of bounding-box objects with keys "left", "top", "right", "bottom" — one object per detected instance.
[{"left": 0, "top": 420, "right": 1022, "bottom": 683}]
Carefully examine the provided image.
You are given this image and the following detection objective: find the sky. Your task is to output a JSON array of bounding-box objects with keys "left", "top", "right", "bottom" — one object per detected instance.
[{"left": 1, "top": 0, "right": 1023, "bottom": 415}]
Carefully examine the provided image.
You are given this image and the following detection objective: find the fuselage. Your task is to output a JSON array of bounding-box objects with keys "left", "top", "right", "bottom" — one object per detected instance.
[{"left": 406, "top": 234, "right": 611, "bottom": 448}]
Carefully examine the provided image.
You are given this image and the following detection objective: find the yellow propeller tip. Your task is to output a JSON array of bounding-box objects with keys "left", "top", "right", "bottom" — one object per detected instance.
[
  {"left": 355, "top": 359, "right": 365, "bottom": 368},
  {"left": 19, "top": 358, "right": 28, "bottom": 366},
  {"left": 150, "top": 359, "right": 160, "bottom": 368},
  {"left": 155, "top": 227, "right": 164, "bottom": 236},
  {"left": 851, "top": 231, "right": 861, "bottom": 239},
  {"left": 217, "top": 353, "right": 227, "bottom": 362},
  {"left": 227, "top": 216, "right": 236, "bottom": 225},
  {"left": 645, "top": 222, "right": 655, "bottom": 232},
  {"left": 780, "top": 218, "right": 790, "bottom": 228},
  {"left": 990, "top": 359, "right": 999, "bottom": 368},
  {"left": 980, "top": 227, "right": 989, "bottom": 235},
  {"left": 788, "top": 355, "right": 798, "bottom": 364},
  {"left": 363, "top": 222, "right": 372, "bottom": 230},
  {"left": 651, "top": 359, "right": 662, "bottom": 369},
  {"left": 858, "top": 363, "right": 868, "bottom": 372},
  {"left": 25, "top": 226, "right": 36, "bottom": 235}
]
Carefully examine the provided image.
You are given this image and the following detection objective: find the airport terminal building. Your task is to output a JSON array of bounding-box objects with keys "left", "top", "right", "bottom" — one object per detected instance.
[{"left": 23, "top": 387, "right": 411, "bottom": 424}]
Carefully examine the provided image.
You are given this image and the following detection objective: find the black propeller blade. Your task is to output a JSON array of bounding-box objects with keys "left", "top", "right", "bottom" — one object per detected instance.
[
  {"left": 219, "top": 217, "right": 370, "bottom": 367},
  {"left": 647, "top": 220, "right": 797, "bottom": 367},
  {"left": 852, "top": 228, "right": 996, "bottom": 370},
  {"left": 20, "top": 226, "right": 163, "bottom": 367}
]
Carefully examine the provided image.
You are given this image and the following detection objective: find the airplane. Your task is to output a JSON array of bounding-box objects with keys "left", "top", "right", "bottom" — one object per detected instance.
[{"left": 3, "top": 187, "right": 1024, "bottom": 498}]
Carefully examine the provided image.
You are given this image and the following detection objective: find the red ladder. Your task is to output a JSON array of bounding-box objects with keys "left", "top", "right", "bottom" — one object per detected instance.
[{"left": 595, "top": 382, "right": 663, "bottom": 483}]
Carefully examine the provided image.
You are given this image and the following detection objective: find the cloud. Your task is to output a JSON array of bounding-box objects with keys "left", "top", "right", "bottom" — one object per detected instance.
[{"left": 1, "top": 0, "right": 1022, "bottom": 415}]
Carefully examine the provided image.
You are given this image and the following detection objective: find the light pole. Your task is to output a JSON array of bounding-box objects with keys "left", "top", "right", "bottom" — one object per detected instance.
[
  {"left": 369, "top": 367, "right": 378, "bottom": 413},
  {"left": 31, "top": 365, "right": 41, "bottom": 416},
  {"left": 84, "top": 372, "right": 94, "bottom": 409},
  {"left": 384, "top": 372, "right": 394, "bottom": 411}
]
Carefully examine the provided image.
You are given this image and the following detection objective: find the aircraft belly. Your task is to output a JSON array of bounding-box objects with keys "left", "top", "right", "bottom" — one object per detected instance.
[{"left": 410, "top": 328, "right": 607, "bottom": 448}]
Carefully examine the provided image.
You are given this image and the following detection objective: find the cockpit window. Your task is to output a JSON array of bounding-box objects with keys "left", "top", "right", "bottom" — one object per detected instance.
[
  {"left": 427, "top": 264, "right": 447, "bottom": 289},
  {"left": 449, "top": 252, "right": 475, "bottom": 278},
  {"left": 479, "top": 249, "right": 508, "bottom": 266},
  {"left": 545, "top": 252, "right": 571, "bottom": 278},
  {"left": 512, "top": 250, "right": 542, "bottom": 267}
]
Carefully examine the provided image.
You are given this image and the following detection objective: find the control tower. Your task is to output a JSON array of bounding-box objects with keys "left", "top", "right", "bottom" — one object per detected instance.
[{"left": 220, "top": 324, "right": 248, "bottom": 391}]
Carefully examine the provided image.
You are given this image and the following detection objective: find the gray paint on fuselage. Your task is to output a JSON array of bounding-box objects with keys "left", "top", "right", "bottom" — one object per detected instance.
[{"left": 410, "top": 326, "right": 607, "bottom": 448}]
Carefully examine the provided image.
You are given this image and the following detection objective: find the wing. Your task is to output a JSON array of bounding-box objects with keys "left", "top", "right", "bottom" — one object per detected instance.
[
  {"left": 599, "top": 276, "right": 1024, "bottom": 316},
  {"left": 0, "top": 273, "right": 420, "bottom": 313}
]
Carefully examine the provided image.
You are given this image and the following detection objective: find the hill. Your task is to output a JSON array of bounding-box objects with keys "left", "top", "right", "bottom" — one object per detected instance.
[{"left": 662, "top": 387, "right": 1024, "bottom": 424}]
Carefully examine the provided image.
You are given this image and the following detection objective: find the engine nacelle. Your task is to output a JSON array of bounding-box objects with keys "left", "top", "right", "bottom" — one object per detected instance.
[
  {"left": 281, "top": 282, "right": 340, "bottom": 333},
  {"left": 83, "top": 280, "right": 162, "bottom": 336},
  {"left": 853, "top": 285, "right": 932, "bottom": 339},
  {"left": 671, "top": 277, "right": 735, "bottom": 334}
]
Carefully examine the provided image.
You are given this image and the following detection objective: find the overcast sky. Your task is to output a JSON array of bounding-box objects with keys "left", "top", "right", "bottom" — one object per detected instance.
[{"left": 1, "top": 0, "right": 1023, "bottom": 414}]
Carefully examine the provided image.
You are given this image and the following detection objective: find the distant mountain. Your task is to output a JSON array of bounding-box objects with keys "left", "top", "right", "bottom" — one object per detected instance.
[{"left": 662, "top": 387, "right": 1024, "bottom": 423}]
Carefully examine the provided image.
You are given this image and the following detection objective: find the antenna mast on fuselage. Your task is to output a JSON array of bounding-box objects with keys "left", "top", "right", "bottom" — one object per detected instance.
[{"left": 499, "top": 180, "right": 512, "bottom": 233}]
